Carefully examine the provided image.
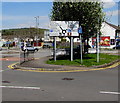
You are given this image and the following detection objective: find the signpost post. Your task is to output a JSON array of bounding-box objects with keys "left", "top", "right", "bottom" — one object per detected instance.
[
  {"left": 68, "top": 29, "right": 73, "bottom": 61},
  {"left": 78, "top": 26, "right": 83, "bottom": 64},
  {"left": 53, "top": 37, "right": 56, "bottom": 61},
  {"left": 50, "top": 29, "right": 57, "bottom": 61}
]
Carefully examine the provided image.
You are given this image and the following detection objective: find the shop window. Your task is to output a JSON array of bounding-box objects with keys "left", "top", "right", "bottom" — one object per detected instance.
[{"left": 110, "top": 39, "right": 115, "bottom": 45}]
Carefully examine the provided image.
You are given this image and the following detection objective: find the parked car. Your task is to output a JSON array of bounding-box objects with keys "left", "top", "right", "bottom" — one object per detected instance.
[
  {"left": 43, "top": 42, "right": 52, "bottom": 49},
  {"left": 43, "top": 44, "right": 51, "bottom": 49},
  {"left": 113, "top": 45, "right": 120, "bottom": 49},
  {"left": 22, "top": 46, "right": 39, "bottom": 52},
  {"left": 65, "top": 44, "right": 91, "bottom": 55}
]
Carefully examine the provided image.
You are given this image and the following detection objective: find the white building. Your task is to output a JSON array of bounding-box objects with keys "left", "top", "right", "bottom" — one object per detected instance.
[{"left": 89, "top": 22, "right": 120, "bottom": 49}]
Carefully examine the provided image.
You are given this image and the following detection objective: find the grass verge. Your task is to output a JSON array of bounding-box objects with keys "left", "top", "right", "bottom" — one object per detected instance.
[{"left": 46, "top": 53, "right": 119, "bottom": 67}]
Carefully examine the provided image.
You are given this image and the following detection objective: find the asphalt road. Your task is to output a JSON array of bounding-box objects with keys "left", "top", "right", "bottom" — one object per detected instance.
[{"left": 1, "top": 49, "right": 119, "bottom": 101}]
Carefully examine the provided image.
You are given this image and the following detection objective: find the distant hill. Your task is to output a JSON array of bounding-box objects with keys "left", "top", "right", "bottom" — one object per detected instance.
[{"left": 2, "top": 28, "right": 47, "bottom": 39}]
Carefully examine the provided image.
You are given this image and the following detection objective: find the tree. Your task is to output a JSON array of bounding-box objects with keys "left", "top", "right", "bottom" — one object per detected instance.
[{"left": 50, "top": 1, "right": 105, "bottom": 40}]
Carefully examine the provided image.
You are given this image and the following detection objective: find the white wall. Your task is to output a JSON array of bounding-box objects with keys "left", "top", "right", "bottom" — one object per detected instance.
[
  {"left": 100, "top": 22, "right": 116, "bottom": 48},
  {"left": 101, "top": 22, "right": 115, "bottom": 39}
]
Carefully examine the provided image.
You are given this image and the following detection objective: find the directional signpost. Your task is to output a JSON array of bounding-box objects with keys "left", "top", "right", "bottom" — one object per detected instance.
[
  {"left": 78, "top": 26, "right": 83, "bottom": 64},
  {"left": 49, "top": 21, "right": 80, "bottom": 62}
]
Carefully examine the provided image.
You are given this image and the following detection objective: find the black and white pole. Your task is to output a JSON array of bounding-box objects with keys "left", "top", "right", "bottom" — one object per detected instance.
[{"left": 53, "top": 37, "right": 56, "bottom": 61}]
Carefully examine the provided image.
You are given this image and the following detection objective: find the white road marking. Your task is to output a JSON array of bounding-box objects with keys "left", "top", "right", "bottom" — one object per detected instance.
[
  {"left": 0, "top": 68, "right": 11, "bottom": 72},
  {"left": 100, "top": 91, "right": 120, "bottom": 95},
  {"left": 0, "top": 86, "right": 40, "bottom": 90},
  {"left": 0, "top": 70, "right": 3, "bottom": 72}
]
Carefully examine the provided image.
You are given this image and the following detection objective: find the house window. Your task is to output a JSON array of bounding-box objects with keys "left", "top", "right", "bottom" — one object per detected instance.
[{"left": 110, "top": 39, "right": 115, "bottom": 45}]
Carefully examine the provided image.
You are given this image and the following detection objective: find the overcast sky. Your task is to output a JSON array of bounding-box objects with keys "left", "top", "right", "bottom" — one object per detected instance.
[{"left": 1, "top": 0, "right": 119, "bottom": 29}]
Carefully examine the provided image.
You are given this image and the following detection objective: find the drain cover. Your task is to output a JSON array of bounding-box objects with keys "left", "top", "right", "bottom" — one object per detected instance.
[
  {"left": 2, "top": 81, "right": 10, "bottom": 83},
  {"left": 62, "top": 78, "right": 74, "bottom": 80}
]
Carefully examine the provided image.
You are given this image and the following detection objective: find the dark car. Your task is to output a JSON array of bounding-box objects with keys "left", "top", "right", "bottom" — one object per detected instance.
[
  {"left": 74, "top": 44, "right": 91, "bottom": 54},
  {"left": 42, "top": 42, "right": 52, "bottom": 49},
  {"left": 113, "top": 45, "right": 120, "bottom": 49},
  {"left": 43, "top": 44, "right": 51, "bottom": 49}
]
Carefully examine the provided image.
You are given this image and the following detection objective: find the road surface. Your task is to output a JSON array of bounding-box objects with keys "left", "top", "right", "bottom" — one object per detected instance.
[{"left": 1, "top": 49, "right": 119, "bottom": 101}]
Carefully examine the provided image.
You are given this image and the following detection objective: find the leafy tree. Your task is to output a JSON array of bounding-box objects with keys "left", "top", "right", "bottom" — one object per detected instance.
[{"left": 50, "top": 1, "right": 105, "bottom": 40}]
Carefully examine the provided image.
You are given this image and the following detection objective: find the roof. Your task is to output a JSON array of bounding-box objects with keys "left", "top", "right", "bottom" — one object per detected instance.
[{"left": 105, "top": 21, "right": 120, "bottom": 30}]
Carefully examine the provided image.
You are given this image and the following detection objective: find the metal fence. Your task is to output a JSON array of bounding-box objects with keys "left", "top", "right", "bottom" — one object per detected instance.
[{"left": 20, "top": 51, "right": 34, "bottom": 64}]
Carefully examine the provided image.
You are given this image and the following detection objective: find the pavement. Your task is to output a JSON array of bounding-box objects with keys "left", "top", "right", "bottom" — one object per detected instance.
[
  {"left": 4, "top": 47, "right": 119, "bottom": 72},
  {"left": 9, "top": 55, "right": 120, "bottom": 72}
]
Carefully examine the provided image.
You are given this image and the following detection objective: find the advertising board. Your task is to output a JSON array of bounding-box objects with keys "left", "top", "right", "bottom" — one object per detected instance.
[{"left": 92, "top": 36, "right": 110, "bottom": 47}]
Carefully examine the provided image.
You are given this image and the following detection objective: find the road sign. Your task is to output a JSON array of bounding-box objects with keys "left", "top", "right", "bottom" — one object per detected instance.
[
  {"left": 78, "top": 27, "right": 82, "bottom": 34},
  {"left": 49, "top": 21, "right": 79, "bottom": 37}
]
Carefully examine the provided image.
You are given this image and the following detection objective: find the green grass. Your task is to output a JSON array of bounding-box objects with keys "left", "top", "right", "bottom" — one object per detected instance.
[{"left": 46, "top": 53, "right": 119, "bottom": 67}]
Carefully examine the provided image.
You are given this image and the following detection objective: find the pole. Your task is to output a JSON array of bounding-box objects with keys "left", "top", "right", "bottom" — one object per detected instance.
[
  {"left": 97, "top": 31, "right": 100, "bottom": 62},
  {"left": 80, "top": 34, "right": 83, "bottom": 64},
  {"left": 35, "top": 16, "right": 39, "bottom": 46},
  {"left": 97, "top": 17, "right": 100, "bottom": 63},
  {"left": 35, "top": 17, "right": 37, "bottom": 28},
  {"left": 54, "top": 37, "right": 56, "bottom": 61},
  {"left": 19, "top": 37, "right": 21, "bottom": 65},
  {"left": 78, "top": 24, "right": 83, "bottom": 64},
  {"left": 70, "top": 37, "right": 73, "bottom": 61},
  {"left": 37, "top": 16, "right": 39, "bottom": 46}
]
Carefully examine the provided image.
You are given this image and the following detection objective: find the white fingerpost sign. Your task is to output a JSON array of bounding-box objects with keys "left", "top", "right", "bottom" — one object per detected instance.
[{"left": 49, "top": 21, "right": 79, "bottom": 37}]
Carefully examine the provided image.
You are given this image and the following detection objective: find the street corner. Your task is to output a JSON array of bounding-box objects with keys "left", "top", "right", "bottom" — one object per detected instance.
[
  {"left": 8, "top": 62, "right": 19, "bottom": 70},
  {"left": 7, "top": 61, "right": 120, "bottom": 73}
]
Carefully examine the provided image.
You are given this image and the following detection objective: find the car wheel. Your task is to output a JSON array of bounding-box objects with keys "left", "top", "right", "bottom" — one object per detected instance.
[{"left": 35, "top": 49, "right": 38, "bottom": 52}]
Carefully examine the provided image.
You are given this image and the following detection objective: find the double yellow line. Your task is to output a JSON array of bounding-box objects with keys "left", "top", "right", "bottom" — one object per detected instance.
[{"left": 8, "top": 61, "right": 120, "bottom": 73}]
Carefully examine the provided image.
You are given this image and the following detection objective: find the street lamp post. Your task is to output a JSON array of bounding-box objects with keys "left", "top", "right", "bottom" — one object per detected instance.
[{"left": 34, "top": 16, "right": 39, "bottom": 46}]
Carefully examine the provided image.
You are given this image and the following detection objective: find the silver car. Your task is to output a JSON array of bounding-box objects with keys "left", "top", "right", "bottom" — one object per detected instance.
[{"left": 22, "top": 46, "right": 39, "bottom": 52}]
